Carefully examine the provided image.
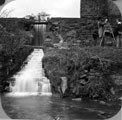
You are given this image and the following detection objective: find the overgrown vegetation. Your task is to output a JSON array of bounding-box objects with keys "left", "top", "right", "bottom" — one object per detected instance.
[
  {"left": 0, "top": 18, "right": 34, "bottom": 92},
  {"left": 42, "top": 47, "right": 122, "bottom": 101}
]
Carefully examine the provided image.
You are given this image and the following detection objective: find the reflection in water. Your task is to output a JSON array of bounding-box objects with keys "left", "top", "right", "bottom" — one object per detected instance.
[{"left": 1, "top": 95, "right": 121, "bottom": 120}]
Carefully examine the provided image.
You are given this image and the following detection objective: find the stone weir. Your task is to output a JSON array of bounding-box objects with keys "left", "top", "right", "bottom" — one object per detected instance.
[{"left": 32, "top": 22, "right": 47, "bottom": 46}]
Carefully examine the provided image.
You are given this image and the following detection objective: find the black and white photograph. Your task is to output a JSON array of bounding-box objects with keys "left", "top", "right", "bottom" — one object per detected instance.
[{"left": 0, "top": 0, "right": 122, "bottom": 120}]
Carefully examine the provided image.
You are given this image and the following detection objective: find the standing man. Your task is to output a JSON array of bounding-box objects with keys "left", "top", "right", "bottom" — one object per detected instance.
[
  {"left": 114, "top": 19, "right": 122, "bottom": 48},
  {"left": 97, "top": 17, "right": 105, "bottom": 39}
]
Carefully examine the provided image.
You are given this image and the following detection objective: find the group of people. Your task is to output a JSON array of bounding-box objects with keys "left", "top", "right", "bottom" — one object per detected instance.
[{"left": 97, "top": 16, "right": 122, "bottom": 47}]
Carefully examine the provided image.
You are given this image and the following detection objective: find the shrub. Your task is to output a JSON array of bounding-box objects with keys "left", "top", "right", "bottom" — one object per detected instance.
[{"left": 42, "top": 47, "right": 122, "bottom": 100}]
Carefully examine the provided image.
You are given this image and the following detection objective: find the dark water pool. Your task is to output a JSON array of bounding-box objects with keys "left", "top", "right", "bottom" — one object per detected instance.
[{"left": 1, "top": 94, "right": 121, "bottom": 120}]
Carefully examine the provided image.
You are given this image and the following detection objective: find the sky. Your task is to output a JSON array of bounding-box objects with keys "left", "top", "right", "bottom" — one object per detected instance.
[{"left": 1, "top": 0, "right": 80, "bottom": 18}]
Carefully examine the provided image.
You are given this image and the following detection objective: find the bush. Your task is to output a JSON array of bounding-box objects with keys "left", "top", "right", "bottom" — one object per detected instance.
[
  {"left": 42, "top": 47, "right": 122, "bottom": 100},
  {"left": 0, "top": 19, "right": 34, "bottom": 92}
]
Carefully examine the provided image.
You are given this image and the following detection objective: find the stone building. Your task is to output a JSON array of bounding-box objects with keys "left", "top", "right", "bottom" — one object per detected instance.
[
  {"left": 80, "top": 0, "right": 108, "bottom": 18},
  {"left": 79, "top": 0, "right": 121, "bottom": 42},
  {"left": 80, "top": 0, "right": 108, "bottom": 42}
]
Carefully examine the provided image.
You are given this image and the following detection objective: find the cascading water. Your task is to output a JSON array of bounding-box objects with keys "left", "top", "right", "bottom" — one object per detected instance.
[
  {"left": 10, "top": 49, "right": 52, "bottom": 96},
  {"left": 34, "top": 24, "right": 46, "bottom": 46}
]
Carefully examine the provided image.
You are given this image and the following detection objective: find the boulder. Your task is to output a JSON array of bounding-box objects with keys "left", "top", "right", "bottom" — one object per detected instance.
[{"left": 61, "top": 77, "right": 67, "bottom": 94}]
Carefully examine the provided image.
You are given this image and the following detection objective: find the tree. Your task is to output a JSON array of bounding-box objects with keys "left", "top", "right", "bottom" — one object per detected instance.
[
  {"left": 25, "top": 12, "right": 50, "bottom": 21},
  {"left": 0, "top": 9, "right": 14, "bottom": 18},
  {"left": 37, "top": 12, "right": 50, "bottom": 21}
]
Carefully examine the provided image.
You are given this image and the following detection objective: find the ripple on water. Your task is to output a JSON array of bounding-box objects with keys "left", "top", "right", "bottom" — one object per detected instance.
[{"left": 1, "top": 95, "right": 121, "bottom": 120}]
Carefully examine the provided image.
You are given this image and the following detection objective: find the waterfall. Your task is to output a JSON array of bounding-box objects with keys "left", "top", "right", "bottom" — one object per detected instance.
[
  {"left": 9, "top": 49, "right": 52, "bottom": 96},
  {"left": 33, "top": 24, "right": 46, "bottom": 46}
]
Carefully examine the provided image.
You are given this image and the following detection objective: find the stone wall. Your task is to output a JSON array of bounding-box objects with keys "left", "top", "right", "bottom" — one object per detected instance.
[
  {"left": 50, "top": 18, "right": 84, "bottom": 40},
  {"left": 50, "top": 16, "right": 98, "bottom": 44},
  {"left": 50, "top": 16, "right": 99, "bottom": 43},
  {"left": 80, "top": 0, "right": 108, "bottom": 41},
  {"left": 80, "top": 0, "right": 108, "bottom": 18}
]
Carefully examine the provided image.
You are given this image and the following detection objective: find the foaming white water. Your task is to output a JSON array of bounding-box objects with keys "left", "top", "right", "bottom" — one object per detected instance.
[
  {"left": 34, "top": 24, "right": 46, "bottom": 45},
  {"left": 9, "top": 49, "right": 52, "bottom": 96}
]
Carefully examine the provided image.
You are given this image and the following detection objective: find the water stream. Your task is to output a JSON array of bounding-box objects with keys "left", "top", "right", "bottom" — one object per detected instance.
[
  {"left": 1, "top": 95, "right": 121, "bottom": 120},
  {"left": 9, "top": 49, "right": 52, "bottom": 96},
  {"left": 2, "top": 48, "right": 121, "bottom": 119},
  {"left": 34, "top": 24, "right": 46, "bottom": 46}
]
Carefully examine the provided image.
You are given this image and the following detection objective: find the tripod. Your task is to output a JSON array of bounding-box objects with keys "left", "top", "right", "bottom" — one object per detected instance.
[{"left": 99, "top": 22, "right": 116, "bottom": 46}]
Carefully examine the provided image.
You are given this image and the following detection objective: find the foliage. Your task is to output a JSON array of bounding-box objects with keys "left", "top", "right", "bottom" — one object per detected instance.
[
  {"left": 0, "top": 18, "right": 34, "bottom": 92},
  {"left": 0, "top": 26, "right": 33, "bottom": 56},
  {"left": 42, "top": 47, "right": 122, "bottom": 100},
  {"left": 0, "top": 18, "right": 34, "bottom": 32}
]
